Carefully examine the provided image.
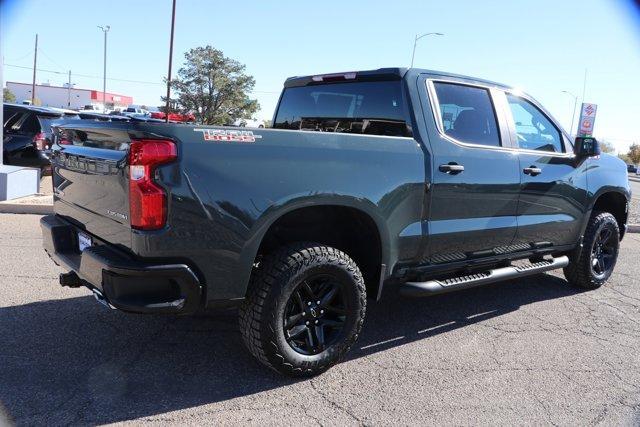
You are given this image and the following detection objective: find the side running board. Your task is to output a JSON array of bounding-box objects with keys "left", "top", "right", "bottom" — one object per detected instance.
[{"left": 400, "top": 255, "right": 569, "bottom": 297}]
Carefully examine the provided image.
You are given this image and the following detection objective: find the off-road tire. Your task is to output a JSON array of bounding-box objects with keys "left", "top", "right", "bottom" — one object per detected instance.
[
  {"left": 564, "top": 211, "right": 620, "bottom": 289},
  {"left": 239, "top": 243, "right": 366, "bottom": 377}
]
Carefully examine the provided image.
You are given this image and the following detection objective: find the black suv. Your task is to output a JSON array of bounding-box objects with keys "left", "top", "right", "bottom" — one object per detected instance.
[{"left": 2, "top": 103, "right": 76, "bottom": 172}]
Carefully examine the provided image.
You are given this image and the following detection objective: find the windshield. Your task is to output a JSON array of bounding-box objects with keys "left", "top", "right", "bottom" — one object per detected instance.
[{"left": 273, "top": 81, "right": 412, "bottom": 137}]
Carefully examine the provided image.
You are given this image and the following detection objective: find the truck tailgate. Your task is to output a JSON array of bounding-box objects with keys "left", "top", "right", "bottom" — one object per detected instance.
[{"left": 51, "top": 124, "right": 132, "bottom": 244}]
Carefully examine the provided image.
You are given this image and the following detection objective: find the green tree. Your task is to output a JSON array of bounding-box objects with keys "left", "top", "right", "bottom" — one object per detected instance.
[
  {"left": 628, "top": 143, "right": 640, "bottom": 165},
  {"left": 166, "top": 46, "right": 259, "bottom": 125},
  {"left": 618, "top": 153, "right": 630, "bottom": 164},
  {"left": 3, "top": 88, "right": 16, "bottom": 103},
  {"left": 599, "top": 140, "right": 615, "bottom": 154}
]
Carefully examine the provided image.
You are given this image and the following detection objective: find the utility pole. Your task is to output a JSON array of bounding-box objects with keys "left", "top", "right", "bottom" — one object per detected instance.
[
  {"left": 98, "top": 25, "right": 110, "bottom": 112},
  {"left": 31, "top": 34, "right": 38, "bottom": 104},
  {"left": 67, "top": 70, "right": 72, "bottom": 107},
  {"left": 165, "top": 0, "right": 177, "bottom": 123}
]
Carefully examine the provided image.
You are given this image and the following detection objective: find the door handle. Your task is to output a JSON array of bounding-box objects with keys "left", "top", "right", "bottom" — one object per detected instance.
[
  {"left": 439, "top": 163, "right": 465, "bottom": 174},
  {"left": 523, "top": 166, "right": 542, "bottom": 176}
]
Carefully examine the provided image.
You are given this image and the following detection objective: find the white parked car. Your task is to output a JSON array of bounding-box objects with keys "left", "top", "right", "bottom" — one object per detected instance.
[
  {"left": 234, "top": 118, "right": 264, "bottom": 128},
  {"left": 81, "top": 105, "right": 102, "bottom": 112},
  {"left": 123, "top": 107, "right": 150, "bottom": 116}
]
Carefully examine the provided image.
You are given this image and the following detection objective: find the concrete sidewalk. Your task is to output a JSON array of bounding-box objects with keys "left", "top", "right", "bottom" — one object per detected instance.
[{"left": 0, "top": 176, "right": 53, "bottom": 215}]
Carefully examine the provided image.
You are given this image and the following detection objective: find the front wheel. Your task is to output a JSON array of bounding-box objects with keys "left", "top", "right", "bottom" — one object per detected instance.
[
  {"left": 239, "top": 243, "right": 366, "bottom": 377},
  {"left": 564, "top": 211, "right": 620, "bottom": 289}
]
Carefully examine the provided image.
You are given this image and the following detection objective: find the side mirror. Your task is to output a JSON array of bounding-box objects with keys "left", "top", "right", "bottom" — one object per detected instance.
[{"left": 574, "top": 137, "right": 600, "bottom": 158}]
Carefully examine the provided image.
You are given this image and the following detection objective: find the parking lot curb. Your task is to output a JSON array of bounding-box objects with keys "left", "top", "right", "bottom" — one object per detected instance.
[
  {"left": 0, "top": 193, "right": 54, "bottom": 215},
  {"left": 629, "top": 224, "right": 640, "bottom": 233},
  {"left": 0, "top": 202, "right": 53, "bottom": 215}
]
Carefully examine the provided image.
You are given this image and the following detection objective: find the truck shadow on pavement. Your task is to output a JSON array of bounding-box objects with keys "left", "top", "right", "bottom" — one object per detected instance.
[{"left": 0, "top": 274, "right": 583, "bottom": 424}]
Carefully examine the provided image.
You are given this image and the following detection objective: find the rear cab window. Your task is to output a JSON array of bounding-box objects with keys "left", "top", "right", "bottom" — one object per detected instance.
[
  {"left": 273, "top": 80, "right": 412, "bottom": 137},
  {"left": 431, "top": 82, "right": 501, "bottom": 147}
]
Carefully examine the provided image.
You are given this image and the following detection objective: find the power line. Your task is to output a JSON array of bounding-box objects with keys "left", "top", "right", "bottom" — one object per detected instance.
[
  {"left": 38, "top": 48, "right": 69, "bottom": 73},
  {"left": 4, "top": 63, "right": 164, "bottom": 85},
  {"left": 4, "top": 62, "right": 282, "bottom": 94},
  {"left": 4, "top": 50, "right": 34, "bottom": 63}
]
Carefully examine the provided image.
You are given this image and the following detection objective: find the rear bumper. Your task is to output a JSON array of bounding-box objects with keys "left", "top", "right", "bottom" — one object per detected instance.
[{"left": 41, "top": 214, "right": 203, "bottom": 314}]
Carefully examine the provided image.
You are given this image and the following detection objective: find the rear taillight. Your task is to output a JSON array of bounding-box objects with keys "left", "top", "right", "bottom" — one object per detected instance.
[
  {"left": 128, "top": 139, "right": 177, "bottom": 230},
  {"left": 33, "top": 132, "right": 47, "bottom": 150}
]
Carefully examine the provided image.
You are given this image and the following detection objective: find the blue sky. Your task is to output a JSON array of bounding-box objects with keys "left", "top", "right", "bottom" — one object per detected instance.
[{"left": 2, "top": 0, "right": 639, "bottom": 152}]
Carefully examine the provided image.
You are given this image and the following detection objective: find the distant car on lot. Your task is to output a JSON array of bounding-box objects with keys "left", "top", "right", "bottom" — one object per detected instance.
[
  {"left": 76, "top": 112, "right": 130, "bottom": 122},
  {"left": 628, "top": 164, "right": 638, "bottom": 173},
  {"left": 150, "top": 111, "right": 196, "bottom": 123},
  {"left": 122, "top": 107, "right": 149, "bottom": 117},
  {"left": 81, "top": 105, "right": 103, "bottom": 112},
  {"left": 234, "top": 118, "right": 265, "bottom": 128},
  {"left": 2, "top": 103, "right": 70, "bottom": 172}
]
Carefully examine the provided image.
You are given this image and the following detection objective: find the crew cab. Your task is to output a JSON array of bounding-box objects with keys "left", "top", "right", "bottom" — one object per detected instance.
[{"left": 41, "top": 68, "right": 631, "bottom": 376}]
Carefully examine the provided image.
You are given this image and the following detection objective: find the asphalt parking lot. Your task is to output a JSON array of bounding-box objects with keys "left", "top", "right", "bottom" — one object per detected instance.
[{"left": 1, "top": 214, "right": 639, "bottom": 425}]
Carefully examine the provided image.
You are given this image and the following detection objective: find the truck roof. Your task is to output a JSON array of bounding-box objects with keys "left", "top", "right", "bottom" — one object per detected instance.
[{"left": 283, "top": 67, "right": 511, "bottom": 90}]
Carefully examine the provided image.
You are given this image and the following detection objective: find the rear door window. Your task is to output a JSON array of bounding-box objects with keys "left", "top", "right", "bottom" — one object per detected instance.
[
  {"left": 3, "top": 112, "right": 24, "bottom": 130},
  {"left": 506, "top": 94, "right": 564, "bottom": 153},
  {"left": 274, "top": 81, "right": 412, "bottom": 137},
  {"left": 6, "top": 112, "right": 39, "bottom": 133},
  {"left": 19, "top": 114, "right": 42, "bottom": 133},
  {"left": 432, "top": 82, "right": 501, "bottom": 147}
]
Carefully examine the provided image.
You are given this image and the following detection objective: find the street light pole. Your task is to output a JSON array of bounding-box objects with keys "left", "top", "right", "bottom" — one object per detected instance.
[
  {"left": 67, "top": 70, "right": 72, "bottom": 107},
  {"left": 561, "top": 90, "right": 578, "bottom": 137},
  {"left": 31, "top": 34, "right": 38, "bottom": 105},
  {"left": 97, "top": 25, "right": 110, "bottom": 112},
  {"left": 410, "top": 32, "right": 443, "bottom": 68}
]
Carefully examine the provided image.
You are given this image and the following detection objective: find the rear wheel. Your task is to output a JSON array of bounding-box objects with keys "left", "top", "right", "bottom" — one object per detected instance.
[
  {"left": 564, "top": 211, "right": 620, "bottom": 289},
  {"left": 239, "top": 243, "right": 366, "bottom": 377}
]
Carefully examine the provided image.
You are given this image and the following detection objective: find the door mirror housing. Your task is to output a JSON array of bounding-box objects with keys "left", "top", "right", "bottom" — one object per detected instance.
[{"left": 574, "top": 137, "right": 600, "bottom": 158}]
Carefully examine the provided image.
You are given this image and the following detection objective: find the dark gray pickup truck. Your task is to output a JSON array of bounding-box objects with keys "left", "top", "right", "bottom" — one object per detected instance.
[{"left": 41, "top": 68, "right": 631, "bottom": 376}]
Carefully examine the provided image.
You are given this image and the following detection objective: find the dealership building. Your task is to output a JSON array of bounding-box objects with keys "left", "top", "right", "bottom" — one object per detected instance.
[{"left": 5, "top": 81, "right": 133, "bottom": 111}]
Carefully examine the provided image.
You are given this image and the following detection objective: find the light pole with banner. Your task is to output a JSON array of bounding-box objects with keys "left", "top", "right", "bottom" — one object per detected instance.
[{"left": 577, "top": 102, "right": 597, "bottom": 137}]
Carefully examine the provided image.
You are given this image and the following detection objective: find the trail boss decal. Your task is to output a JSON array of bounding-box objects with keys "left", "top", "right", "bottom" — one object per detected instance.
[{"left": 194, "top": 128, "right": 262, "bottom": 143}]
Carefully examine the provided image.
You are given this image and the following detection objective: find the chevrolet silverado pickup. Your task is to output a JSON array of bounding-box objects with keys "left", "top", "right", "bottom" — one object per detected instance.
[{"left": 41, "top": 68, "right": 631, "bottom": 376}]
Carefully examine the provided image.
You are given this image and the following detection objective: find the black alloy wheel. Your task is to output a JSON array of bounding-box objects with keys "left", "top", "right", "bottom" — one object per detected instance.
[
  {"left": 590, "top": 223, "right": 617, "bottom": 279},
  {"left": 239, "top": 243, "right": 366, "bottom": 377},
  {"left": 283, "top": 275, "right": 348, "bottom": 355},
  {"left": 564, "top": 211, "right": 620, "bottom": 289}
]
